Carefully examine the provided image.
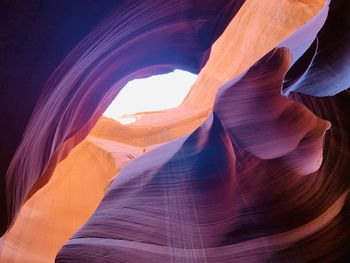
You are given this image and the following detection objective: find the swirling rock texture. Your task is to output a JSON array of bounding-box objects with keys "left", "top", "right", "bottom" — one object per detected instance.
[{"left": 0, "top": 0, "right": 350, "bottom": 262}]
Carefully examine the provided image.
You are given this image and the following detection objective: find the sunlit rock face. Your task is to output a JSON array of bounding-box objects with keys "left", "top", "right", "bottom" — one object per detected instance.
[
  {"left": 0, "top": 139, "right": 119, "bottom": 263},
  {"left": 1, "top": 0, "right": 350, "bottom": 262}
]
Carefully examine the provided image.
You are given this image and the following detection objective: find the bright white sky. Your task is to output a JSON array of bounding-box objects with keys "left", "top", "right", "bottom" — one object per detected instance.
[{"left": 103, "top": 70, "right": 198, "bottom": 124}]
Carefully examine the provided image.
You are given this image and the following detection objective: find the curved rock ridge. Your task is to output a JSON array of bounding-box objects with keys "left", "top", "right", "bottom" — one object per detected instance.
[
  {"left": 214, "top": 48, "right": 330, "bottom": 174},
  {"left": 56, "top": 49, "right": 344, "bottom": 262}
]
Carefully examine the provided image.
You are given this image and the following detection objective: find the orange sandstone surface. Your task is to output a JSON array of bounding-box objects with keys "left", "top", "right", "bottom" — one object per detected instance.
[{"left": 0, "top": 0, "right": 327, "bottom": 262}]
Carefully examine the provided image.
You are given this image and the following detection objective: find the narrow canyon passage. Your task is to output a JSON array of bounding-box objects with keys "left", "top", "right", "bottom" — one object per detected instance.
[{"left": 1, "top": 0, "right": 350, "bottom": 262}]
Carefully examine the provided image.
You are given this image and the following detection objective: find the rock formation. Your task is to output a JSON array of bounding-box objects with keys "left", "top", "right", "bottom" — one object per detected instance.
[{"left": 1, "top": 0, "right": 350, "bottom": 262}]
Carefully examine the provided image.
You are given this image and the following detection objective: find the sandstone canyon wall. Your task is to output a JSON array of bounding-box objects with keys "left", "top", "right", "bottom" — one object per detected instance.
[{"left": 1, "top": 0, "right": 350, "bottom": 262}]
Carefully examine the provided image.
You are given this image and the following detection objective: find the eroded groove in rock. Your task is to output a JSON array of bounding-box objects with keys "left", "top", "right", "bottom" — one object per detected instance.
[{"left": 283, "top": 0, "right": 350, "bottom": 96}]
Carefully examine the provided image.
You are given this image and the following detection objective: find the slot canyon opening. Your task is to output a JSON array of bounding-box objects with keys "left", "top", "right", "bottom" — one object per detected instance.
[
  {"left": 103, "top": 69, "right": 198, "bottom": 125},
  {"left": 1, "top": 69, "right": 203, "bottom": 262}
]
